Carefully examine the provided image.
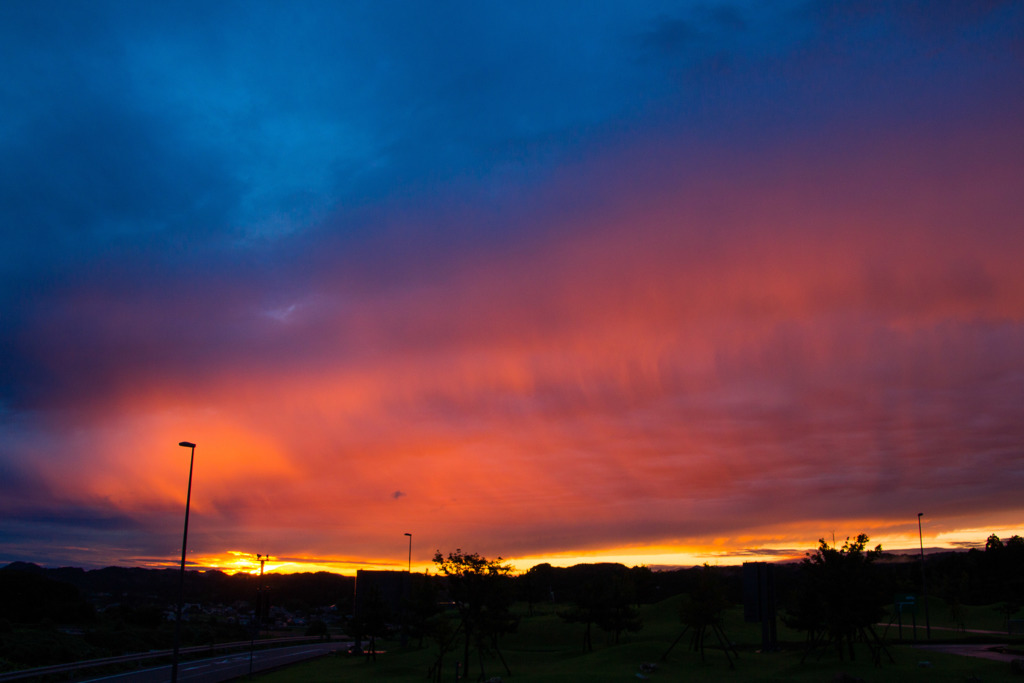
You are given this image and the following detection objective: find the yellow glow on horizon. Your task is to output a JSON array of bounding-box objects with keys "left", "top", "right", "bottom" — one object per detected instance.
[
  {"left": 932, "top": 526, "right": 1023, "bottom": 548},
  {"left": 143, "top": 523, "right": 1024, "bottom": 577},
  {"left": 505, "top": 545, "right": 804, "bottom": 572},
  {"left": 504, "top": 528, "right": 1020, "bottom": 572},
  {"left": 180, "top": 552, "right": 411, "bottom": 576}
]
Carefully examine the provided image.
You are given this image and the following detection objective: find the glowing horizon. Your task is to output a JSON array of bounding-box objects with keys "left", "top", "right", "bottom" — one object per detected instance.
[{"left": 126, "top": 522, "right": 1024, "bottom": 578}]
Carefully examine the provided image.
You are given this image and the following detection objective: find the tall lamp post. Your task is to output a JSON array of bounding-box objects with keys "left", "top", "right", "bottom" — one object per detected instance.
[
  {"left": 401, "top": 533, "right": 413, "bottom": 647},
  {"left": 918, "top": 512, "right": 931, "bottom": 639},
  {"left": 172, "top": 441, "right": 197, "bottom": 683}
]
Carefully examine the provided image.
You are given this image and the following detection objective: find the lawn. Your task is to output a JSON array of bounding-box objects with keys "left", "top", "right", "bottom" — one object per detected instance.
[{"left": 253, "top": 598, "right": 1024, "bottom": 682}]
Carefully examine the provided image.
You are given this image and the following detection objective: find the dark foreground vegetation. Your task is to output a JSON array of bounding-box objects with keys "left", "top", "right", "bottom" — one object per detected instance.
[
  {"left": 338, "top": 538, "right": 1023, "bottom": 682},
  {"left": 1, "top": 534, "right": 1022, "bottom": 680},
  {"left": 0, "top": 563, "right": 353, "bottom": 673},
  {"left": 257, "top": 600, "right": 1024, "bottom": 683}
]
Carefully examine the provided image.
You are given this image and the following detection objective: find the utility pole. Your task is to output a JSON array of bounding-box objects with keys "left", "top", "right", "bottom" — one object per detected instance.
[
  {"left": 249, "top": 553, "right": 271, "bottom": 677},
  {"left": 918, "top": 513, "right": 931, "bottom": 639}
]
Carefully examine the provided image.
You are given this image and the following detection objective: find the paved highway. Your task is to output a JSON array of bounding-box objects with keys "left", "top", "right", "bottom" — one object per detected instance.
[{"left": 77, "top": 641, "right": 345, "bottom": 683}]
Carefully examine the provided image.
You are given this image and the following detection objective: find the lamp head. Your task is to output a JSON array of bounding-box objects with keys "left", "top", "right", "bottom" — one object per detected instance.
[
  {"left": 179, "top": 441, "right": 196, "bottom": 448},
  {"left": 404, "top": 532, "right": 412, "bottom": 537}
]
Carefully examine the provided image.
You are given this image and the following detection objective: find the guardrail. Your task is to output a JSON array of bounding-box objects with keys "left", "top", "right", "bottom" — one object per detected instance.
[{"left": 0, "top": 635, "right": 326, "bottom": 682}]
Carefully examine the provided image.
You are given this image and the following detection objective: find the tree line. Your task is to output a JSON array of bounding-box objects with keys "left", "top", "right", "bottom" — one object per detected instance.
[
  {"left": 377, "top": 536, "right": 1024, "bottom": 677},
  {"left": 2, "top": 534, "right": 1021, "bottom": 674}
]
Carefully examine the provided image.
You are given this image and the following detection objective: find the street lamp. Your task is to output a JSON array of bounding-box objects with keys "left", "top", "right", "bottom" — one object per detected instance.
[
  {"left": 918, "top": 512, "right": 931, "bottom": 639},
  {"left": 172, "top": 441, "right": 197, "bottom": 683},
  {"left": 401, "top": 533, "right": 414, "bottom": 646}
]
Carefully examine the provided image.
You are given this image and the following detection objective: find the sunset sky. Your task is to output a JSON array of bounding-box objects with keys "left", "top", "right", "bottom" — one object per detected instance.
[{"left": 2, "top": 1, "right": 1023, "bottom": 576}]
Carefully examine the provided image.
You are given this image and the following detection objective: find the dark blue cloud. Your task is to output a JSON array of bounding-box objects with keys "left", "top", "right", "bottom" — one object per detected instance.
[
  {"left": 3, "top": 0, "right": 1023, "bottom": 416},
  {"left": 0, "top": 504, "right": 153, "bottom": 568}
]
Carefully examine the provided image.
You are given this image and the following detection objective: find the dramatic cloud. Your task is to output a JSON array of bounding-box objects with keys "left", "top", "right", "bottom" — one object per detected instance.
[{"left": 2, "top": 1, "right": 1022, "bottom": 572}]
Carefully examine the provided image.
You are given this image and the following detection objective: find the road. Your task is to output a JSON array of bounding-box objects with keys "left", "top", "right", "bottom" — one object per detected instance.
[
  {"left": 912, "top": 643, "right": 1022, "bottom": 664},
  {"left": 77, "top": 641, "right": 345, "bottom": 683}
]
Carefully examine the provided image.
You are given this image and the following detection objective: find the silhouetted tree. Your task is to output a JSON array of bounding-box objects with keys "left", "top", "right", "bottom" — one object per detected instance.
[
  {"left": 596, "top": 568, "right": 643, "bottom": 644},
  {"left": 663, "top": 564, "right": 736, "bottom": 666},
  {"left": 557, "top": 595, "right": 598, "bottom": 651},
  {"left": 425, "top": 610, "right": 458, "bottom": 683},
  {"left": 433, "top": 549, "right": 516, "bottom": 681},
  {"left": 629, "top": 565, "right": 657, "bottom": 604},
  {"left": 983, "top": 534, "right": 1024, "bottom": 627},
  {"left": 558, "top": 564, "right": 642, "bottom": 651},
  {"left": 520, "top": 562, "right": 556, "bottom": 615},
  {"left": 679, "top": 564, "right": 729, "bottom": 633},
  {"left": 783, "top": 534, "right": 890, "bottom": 663}
]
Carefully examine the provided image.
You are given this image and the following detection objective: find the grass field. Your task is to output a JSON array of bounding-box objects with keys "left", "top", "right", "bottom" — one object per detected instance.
[{"left": 254, "top": 598, "right": 1024, "bottom": 682}]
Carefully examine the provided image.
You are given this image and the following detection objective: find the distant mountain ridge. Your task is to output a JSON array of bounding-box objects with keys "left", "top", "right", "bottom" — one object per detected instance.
[{"left": 0, "top": 561, "right": 355, "bottom": 614}]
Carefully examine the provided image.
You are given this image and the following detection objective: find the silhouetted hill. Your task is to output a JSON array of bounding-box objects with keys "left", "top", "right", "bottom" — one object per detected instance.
[
  {"left": 0, "top": 562, "right": 355, "bottom": 615},
  {"left": 0, "top": 565, "right": 94, "bottom": 623}
]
